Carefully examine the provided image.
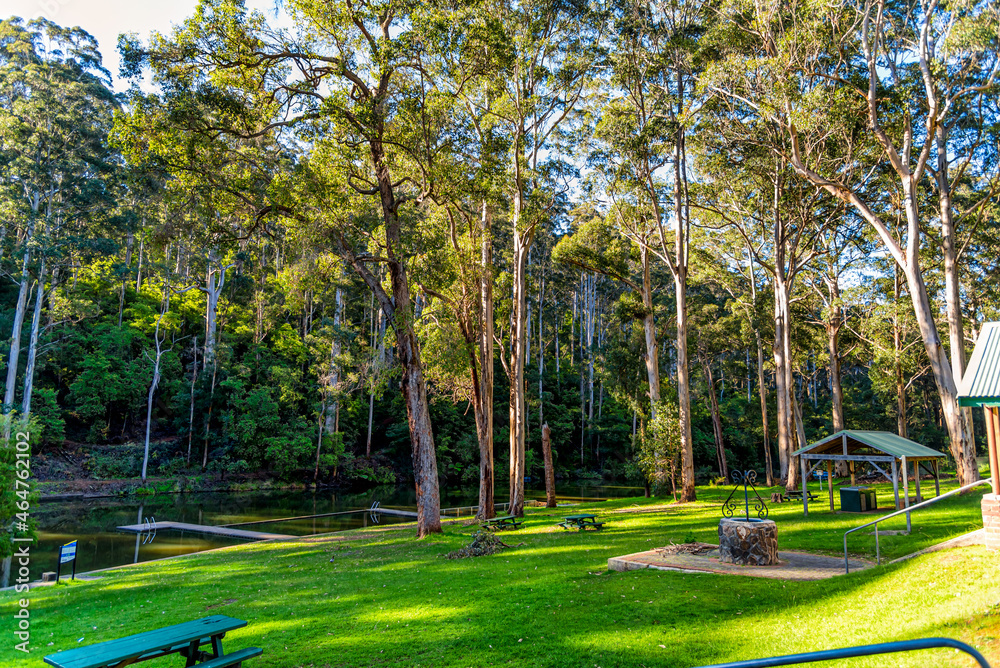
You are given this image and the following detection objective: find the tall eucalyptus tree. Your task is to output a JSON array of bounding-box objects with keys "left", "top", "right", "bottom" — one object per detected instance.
[
  {"left": 587, "top": 0, "right": 710, "bottom": 500},
  {"left": 472, "top": 0, "right": 603, "bottom": 516},
  {"left": 0, "top": 18, "right": 118, "bottom": 427},
  {"left": 707, "top": 0, "right": 999, "bottom": 485},
  {"left": 122, "top": 0, "right": 462, "bottom": 534}
]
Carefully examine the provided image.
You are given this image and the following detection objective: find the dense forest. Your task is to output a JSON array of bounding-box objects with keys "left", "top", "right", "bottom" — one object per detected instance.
[{"left": 1, "top": 0, "right": 998, "bottom": 537}]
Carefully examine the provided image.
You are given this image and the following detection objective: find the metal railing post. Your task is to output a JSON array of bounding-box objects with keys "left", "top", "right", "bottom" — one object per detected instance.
[{"left": 843, "top": 478, "right": 990, "bottom": 573}]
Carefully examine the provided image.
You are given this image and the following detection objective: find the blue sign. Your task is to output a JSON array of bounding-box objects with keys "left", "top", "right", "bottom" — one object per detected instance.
[{"left": 59, "top": 541, "right": 77, "bottom": 564}]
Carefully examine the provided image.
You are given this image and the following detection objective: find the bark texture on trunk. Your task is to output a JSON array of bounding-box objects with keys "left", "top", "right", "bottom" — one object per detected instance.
[
  {"left": 186, "top": 337, "right": 198, "bottom": 464},
  {"left": 340, "top": 134, "right": 443, "bottom": 537},
  {"left": 934, "top": 125, "right": 977, "bottom": 475},
  {"left": 202, "top": 258, "right": 235, "bottom": 366},
  {"left": 773, "top": 272, "right": 793, "bottom": 487},
  {"left": 509, "top": 211, "right": 530, "bottom": 517},
  {"left": 903, "top": 260, "right": 978, "bottom": 484},
  {"left": 673, "top": 131, "right": 696, "bottom": 503},
  {"left": 640, "top": 244, "right": 661, "bottom": 414},
  {"left": 21, "top": 260, "right": 45, "bottom": 417},
  {"left": 701, "top": 350, "right": 728, "bottom": 480},
  {"left": 542, "top": 422, "right": 556, "bottom": 508},
  {"left": 318, "top": 284, "right": 344, "bottom": 480},
  {"left": 4, "top": 239, "right": 32, "bottom": 417},
  {"left": 893, "top": 272, "right": 908, "bottom": 438},
  {"left": 477, "top": 203, "right": 495, "bottom": 520},
  {"left": 142, "top": 299, "right": 170, "bottom": 483}
]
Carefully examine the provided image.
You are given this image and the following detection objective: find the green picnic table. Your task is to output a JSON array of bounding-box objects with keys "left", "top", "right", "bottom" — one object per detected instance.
[
  {"left": 558, "top": 514, "right": 605, "bottom": 531},
  {"left": 480, "top": 514, "right": 523, "bottom": 530},
  {"left": 43, "top": 615, "right": 262, "bottom": 668}
]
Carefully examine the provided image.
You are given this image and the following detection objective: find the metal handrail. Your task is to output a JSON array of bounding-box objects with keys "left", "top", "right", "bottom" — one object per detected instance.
[
  {"left": 844, "top": 478, "right": 991, "bottom": 572},
  {"left": 694, "top": 637, "right": 990, "bottom": 668}
]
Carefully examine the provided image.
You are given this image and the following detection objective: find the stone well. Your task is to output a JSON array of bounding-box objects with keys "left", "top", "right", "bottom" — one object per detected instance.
[{"left": 718, "top": 518, "right": 778, "bottom": 566}]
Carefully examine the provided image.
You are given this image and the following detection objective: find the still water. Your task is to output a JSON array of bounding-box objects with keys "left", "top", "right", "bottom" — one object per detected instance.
[{"left": 34, "top": 482, "right": 643, "bottom": 576}]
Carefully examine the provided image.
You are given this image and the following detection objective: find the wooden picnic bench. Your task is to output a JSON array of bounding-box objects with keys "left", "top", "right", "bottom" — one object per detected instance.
[
  {"left": 786, "top": 490, "right": 819, "bottom": 503},
  {"left": 558, "top": 514, "right": 604, "bottom": 531},
  {"left": 480, "top": 514, "right": 523, "bottom": 530},
  {"left": 43, "top": 615, "right": 262, "bottom": 668}
]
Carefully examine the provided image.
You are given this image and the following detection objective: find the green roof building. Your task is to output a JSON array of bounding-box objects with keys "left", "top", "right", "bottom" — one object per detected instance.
[{"left": 792, "top": 430, "right": 945, "bottom": 526}]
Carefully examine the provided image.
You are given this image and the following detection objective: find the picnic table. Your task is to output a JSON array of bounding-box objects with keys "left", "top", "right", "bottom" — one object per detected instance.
[
  {"left": 558, "top": 514, "right": 604, "bottom": 531},
  {"left": 43, "top": 615, "right": 262, "bottom": 668},
  {"left": 480, "top": 514, "right": 523, "bottom": 530},
  {"left": 786, "top": 490, "right": 819, "bottom": 503}
]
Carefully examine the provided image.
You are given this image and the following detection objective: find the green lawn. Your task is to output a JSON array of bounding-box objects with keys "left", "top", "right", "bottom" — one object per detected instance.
[{"left": 6, "top": 482, "right": 999, "bottom": 668}]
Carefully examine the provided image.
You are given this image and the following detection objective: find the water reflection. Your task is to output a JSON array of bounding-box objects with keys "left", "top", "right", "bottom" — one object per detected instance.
[
  {"left": 33, "top": 482, "right": 644, "bottom": 576},
  {"left": 134, "top": 504, "right": 142, "bottom": 564}
]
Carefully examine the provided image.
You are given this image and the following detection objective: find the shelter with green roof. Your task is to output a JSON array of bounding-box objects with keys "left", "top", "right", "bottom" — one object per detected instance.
[{"left": 792, "top": 430, "right": 945, "bottom": 521}]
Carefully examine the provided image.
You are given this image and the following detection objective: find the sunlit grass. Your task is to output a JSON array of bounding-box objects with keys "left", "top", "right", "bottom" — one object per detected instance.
[{"left": 4, "top": 483, "right": 998, "bottom": 668}]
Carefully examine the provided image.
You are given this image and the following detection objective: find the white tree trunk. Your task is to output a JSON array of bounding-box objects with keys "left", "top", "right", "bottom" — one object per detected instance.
[
  {"left": 538, "top": 276, "right": 544, "bottom": 429},
  {"left": 202, "top": 258, "right": 235, "bottom": 365},
  {"left": 187, "top": 337, "right": 198, "bottom": 465},
  {"left": 324, "top": 285, "right": 344, "bottom": 437},
  {"left": 4, "top": 243, "right": 32, "bottom": 416},
  {"left": 142, "top": 300, "right": 169, "bottom": 483},
  {"left": 508, "top": 204, "right": 530, "bottom": 517},
  {"left": 477, "top": 202, "right": 495, "bottom": 519},
  {"left": 20, "top": 259, "right": 45, "bottom": 417},
  {"left": 773, "top": 272, "right": 794, "bottom": 487},
  {"left": 640, "top": 244, "right": 661, "bottom": 413}
]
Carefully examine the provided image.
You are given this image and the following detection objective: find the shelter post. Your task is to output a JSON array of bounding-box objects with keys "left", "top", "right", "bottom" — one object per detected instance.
[
  {"left": 891, "top": 459, "right": 900, "bottom": 510},
  {"left": 988, "top": 407, "right": 1000, "bottom": 495},
  {"left": 827, "top": 460, "right": 834, "bottom": 511},
  {"left": 912, "top": 460, "right": 921, "bottom": 503},
  {"left": 901, "top": 455, "right": 911, "bottom": 533},
  {"left": 849, "top": 460, "right": 855, "bottom": 486},
  {"left": 933, "top": 460, "right": 940, "bottom": 497},
  {"left": 801, "top": 457, "right": 808, "bottom": 517}
]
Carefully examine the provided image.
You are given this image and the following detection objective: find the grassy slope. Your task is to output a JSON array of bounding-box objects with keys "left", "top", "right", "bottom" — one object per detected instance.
[{"left": 5, "top": 481, "right": 999, "bottom": 668}]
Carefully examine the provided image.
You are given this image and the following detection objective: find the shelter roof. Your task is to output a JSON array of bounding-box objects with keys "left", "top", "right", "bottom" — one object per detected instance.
[
  {"left": 792, "top": 430, "right": 946, "bottom": 460},
  {"left": 959, "top": 322, "right": 1000, "bottom": 408}
]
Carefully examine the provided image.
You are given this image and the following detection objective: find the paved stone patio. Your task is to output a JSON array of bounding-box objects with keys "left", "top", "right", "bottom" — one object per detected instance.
[{"left": 608, "top": 545, "right": 872, "bottom": 580}]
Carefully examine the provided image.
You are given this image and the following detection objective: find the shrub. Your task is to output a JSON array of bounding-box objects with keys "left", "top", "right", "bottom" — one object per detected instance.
[
  {"left": 87, "top": 445, "right": 143, "bottom": 479},
  {"left": 339, "top": 453, "right": 397, "bottom": 485},
  {"left": 205, "top": 458, "right": 251, "bottom": 476},
  {"left": 32, "top": 388, "right": 65, "bottom": 446}
]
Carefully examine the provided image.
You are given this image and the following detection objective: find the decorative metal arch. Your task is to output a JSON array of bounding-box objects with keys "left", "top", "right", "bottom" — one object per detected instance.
[{"left": 721, "top": 470, "right": 769, "bottom": 521}]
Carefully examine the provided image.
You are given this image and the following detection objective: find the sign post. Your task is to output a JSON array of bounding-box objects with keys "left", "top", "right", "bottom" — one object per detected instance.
[{"left": 56, "top": 540, "right": 77, "bottom": 583}]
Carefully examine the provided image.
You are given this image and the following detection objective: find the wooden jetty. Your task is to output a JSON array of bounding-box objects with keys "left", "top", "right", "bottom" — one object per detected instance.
[{"left": 116, "top": 521, "right": 294, "bottom": 541}]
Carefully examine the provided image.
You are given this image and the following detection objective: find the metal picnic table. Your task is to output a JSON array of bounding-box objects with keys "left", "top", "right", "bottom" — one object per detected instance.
[
  {"left": 480, "top": 514, "right": 523, "bottom": 530},
  {"left": 43, "top": 615, "right": 262, "bottom": 668},
  {"left": 558, "top": 514, "right": 605, "bottom": 531}
]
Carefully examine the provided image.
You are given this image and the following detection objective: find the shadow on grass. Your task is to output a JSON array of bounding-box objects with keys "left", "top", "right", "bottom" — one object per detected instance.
[{"left": 10, "top": 490, "right": 994, "bottom": 668}]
